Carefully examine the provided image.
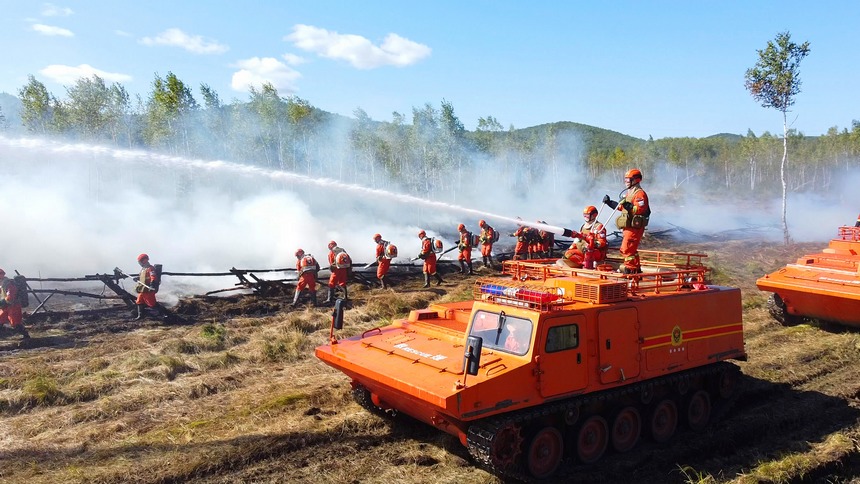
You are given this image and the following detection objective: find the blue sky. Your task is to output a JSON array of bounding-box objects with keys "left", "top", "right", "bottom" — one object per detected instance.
[{"left": 1, "top": 1, "right": 857, "bottom": 139}]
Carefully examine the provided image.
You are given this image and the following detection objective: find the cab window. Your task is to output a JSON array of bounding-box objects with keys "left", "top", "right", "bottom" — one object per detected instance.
[
  {"left": 545, "top": 324, "right": 579, "bottom": 353},
  {"left": 468, "top": 309, "right": 533, "bottom": 356}
]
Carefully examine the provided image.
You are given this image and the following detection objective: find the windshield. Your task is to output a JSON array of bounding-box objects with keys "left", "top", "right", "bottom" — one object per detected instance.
[{"left": 468, "top": 309, "right": 533, "bottom": 356}]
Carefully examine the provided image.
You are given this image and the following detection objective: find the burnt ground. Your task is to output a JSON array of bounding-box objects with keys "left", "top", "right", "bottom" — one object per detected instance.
[{"left": 2, "top": 238, "right": 860, "bottom": 484}]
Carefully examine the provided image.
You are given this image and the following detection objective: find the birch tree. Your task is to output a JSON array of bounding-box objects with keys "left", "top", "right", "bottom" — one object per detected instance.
[{"left": 744, "top": 31, "right": 810, "bottom": 244}]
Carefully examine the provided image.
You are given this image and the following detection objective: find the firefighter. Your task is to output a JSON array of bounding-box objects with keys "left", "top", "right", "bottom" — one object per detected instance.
[
  {"left": 561, "top": 206, "right": 608, "bottom": 269},
  {"left": 292, "top": 248, "right": 320, "bottom": 307},
  {"left": 528, "top": 223, "right": 543, "bottom": 259},
  {"left": 0, "top": 268, "right": 29, "bottom": 339},
  {"left": 478, "top": 220, "right": 495, "bottom": 268},
  {"left": 373, "top": 233, "right": 392, "bottom": 289},
  {"left": 325, "top": 241, "right": 351, "bottom": 303},
  {"left": 512, "top": 220, "right": 529, "bottom": 261},
  {"left": 604, "top": 168, "right": 650, "bottom": 274},
  {"left": 417, "top": 230, "right": 444, "bottom": 287},
  {"left": 855, "top": 213, "right": 859, "bottom": 227},
  {"left": 539, "top": 221, "right": 555, "bottom": 258},
  {"left": 457, "top": 223, "right": 474, "bottom": 275},
  {"left": 133, "top": 253, "right": 165, "bottom": 321}
]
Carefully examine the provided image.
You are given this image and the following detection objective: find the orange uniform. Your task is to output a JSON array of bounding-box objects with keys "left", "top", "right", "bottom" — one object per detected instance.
[
  {"left": 136, "top": 264, "right": 158, "bottom": 308},
  {"left": 618, "top": 183, "right": 650, "bottom": 272},
  {"left": 328, "top": 248, "right": 350, "bottom": 289},
  {"left": 420, "top": 236, "right": 437, "bottom": 274},
  {"left": 479, "top": 223, "right": 495, "bottom": 258},
  {"left": 513, "top": 226, "right": 529, "bottom": 260},
  {"left": 296, "top": 254, "right": 319, "bottom": 292},
  {"left": 563, "top": 221, "right": 608, "bottom": 269},
  {"left": 375, "top": 241, "right": 391, "bottom": 279},
  {"left": 0, "top": 276, "right": 23, "bottom": 330}
]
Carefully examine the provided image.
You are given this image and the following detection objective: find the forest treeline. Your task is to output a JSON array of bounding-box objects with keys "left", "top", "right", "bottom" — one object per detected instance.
[{"left": 3, "top": 72, "right": 860, "bottom": 199}]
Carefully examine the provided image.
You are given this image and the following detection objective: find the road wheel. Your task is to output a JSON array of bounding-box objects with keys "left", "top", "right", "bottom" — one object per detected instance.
[
  {"left": 649, "top": 399, "right": 678, "bottom": 443},
  {"left": 576, "top": 415, "right": 609, "bottom": 464},
  {"left": 611, "top": 406, "right": 642, "bottom": 453},
  {"left": 715, "top": 367, "right": 739, "bottom": 400},
  {"left": 767, "top": 293, "right": 803, "bottom": 325},
  {"left": 489, "top": 422, "right": 524, "bottom": 470},
  {"left": 526, "top": 426, "right": 564, "bottom": 479},
  {"left": 685, "top": 390, "right": 711, "bottom": 431}
]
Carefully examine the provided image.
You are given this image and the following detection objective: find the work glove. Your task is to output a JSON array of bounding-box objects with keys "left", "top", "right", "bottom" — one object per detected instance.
[
  {"left": 417, "top": 253, "right": 426, "bottom": 260},
  {"left": 622, "top": 201, "right": 633, "bottom": 212},
  {"left": 602, "top": 194, "right": 611, "bottom": 205}
]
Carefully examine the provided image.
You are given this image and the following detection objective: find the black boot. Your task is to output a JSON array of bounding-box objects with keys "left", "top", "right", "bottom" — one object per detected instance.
[
  {"left": 311, "top": 291, "right": 318, "bottom": 307},
  {"left": 14, "top": 325, "right": 30, "bottom": 339},
  {"left": 290, "top": 290, "right": 301, "bottom": 308},
  {"left": 324, "top": 287, "right": 334, "bottom": 304},
  {"left": 341, "top": 286, "right": 349, "bottom": 301},
  {"left": 422, "top": 273, "right": 430, "bottom": 288},
  {"left": 133, "top": 304, "right": 144, "bottom": 321},
  {"left": 467, "top": 262, "right": 473, "bottom": 275},
  {"left": 435, "top": 273, "right": 444, "bottom": 286},
  {"left": 458, "top": 261, "right": 466, "bottom": 274}
]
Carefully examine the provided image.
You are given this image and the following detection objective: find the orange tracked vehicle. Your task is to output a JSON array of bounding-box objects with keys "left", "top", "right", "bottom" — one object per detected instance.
[
  {"left": 757, "top": 226, "right": 860, "bottom": 327},
  {"left": 316, "top": 250, "right": 746, "bottom": 479}
]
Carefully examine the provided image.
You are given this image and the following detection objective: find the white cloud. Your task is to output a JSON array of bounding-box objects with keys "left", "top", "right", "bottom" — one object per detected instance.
[
  {"left": 285, "top": 24, "right": 431, "bottom": 69},
  {"left": 281, "top": 53, "right": 307, "bottom": 66},
  {"left": 114, "top": 30, "right": 133, "bottom": 37},
  {"left": 231, "top": 57, "right": 301, "bottom": 93},
  {"left": 32, "top": 23, "right": 73, "bottom": 37},
  {"left": 39, "top": 64, "right": 132, "bottom": 85},
  {"left": 140, "top": 28, "right": 228, "bottom": 54},
  {"left": 41, "top": 3, "right": 73, "bottom": 17}
]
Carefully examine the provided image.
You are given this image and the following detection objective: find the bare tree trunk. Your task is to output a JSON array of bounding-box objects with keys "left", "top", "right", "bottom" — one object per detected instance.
[{"left": 781, "top": 111, "right": 790, "bottom": 245}]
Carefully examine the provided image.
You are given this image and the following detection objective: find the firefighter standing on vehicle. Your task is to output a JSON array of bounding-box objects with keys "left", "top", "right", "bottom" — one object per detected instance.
[
  {"left": 457, "top": 223, "right": 474, "bottom": 275},
  {"left": 373, "top": 233, "right": 393, "bottom": 289},
  {"left": 417, "top": 230, "right": 444, "bottom": 288},
  {"left": 856, "top": 213, "right": 859, "bottom": 227},
  {"left": 326, "top": 241, "right": 351, "bottom": 303},
  {"left": 561, "top": 206, "right": 608, "bottom": 269},
  {"left": 292, "top": 248, "right": 320, "bottom": 307},
  {"left": 0, "top": 268, "right": 29, "bottom": 339},
  {"left": 604, "top": 168, "right": 650, "bottom": 274},
  {"left": 478, "top": 220, "right": 495, "bottom": 268},
  {"left": 133, "top": 253, "right": 165, "bottom": 321}
]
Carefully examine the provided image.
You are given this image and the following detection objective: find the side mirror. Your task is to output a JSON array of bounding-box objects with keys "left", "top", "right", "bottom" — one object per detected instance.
[
  {"left": 332, "top": 298, "right": 345, "bottom": 330},
  {"left": 463, "top": 335, "right": 483, "bottom": 376}
]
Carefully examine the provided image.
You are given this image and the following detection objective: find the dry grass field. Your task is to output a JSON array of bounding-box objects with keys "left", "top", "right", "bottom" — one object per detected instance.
[{"left": 2, "top": 239, "right": 860, "bottom": 484}]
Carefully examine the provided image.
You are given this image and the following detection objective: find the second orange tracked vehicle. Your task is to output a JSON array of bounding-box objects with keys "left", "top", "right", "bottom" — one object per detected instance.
[
  {"left": 757, "top": 225, "right": 860, "bottom": 327},
  {"left": 316, "top": 250, "right": 747, "bottom": 479}
]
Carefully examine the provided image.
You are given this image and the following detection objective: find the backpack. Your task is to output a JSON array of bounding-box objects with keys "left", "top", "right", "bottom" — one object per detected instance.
[
  {"left": 13, "top": 275, "right": 29, "bottom": 308},
  {"left": 152, "top": 264, "right": 163, "bottom": 292},
  {"left": 384, "top": 242, "right": 398, "bottom": 259},
  {"left": 490, "top": 227, "right": 500, "bottom": 243},
  {"left": 299, "top": 254, "right": 319, "bottom": 274},
  {"left": 432, "top": 238, "right": 443, "bottom": 253},
  {"left": 335, "top": 251, "right": 352, "bottom": 269}
]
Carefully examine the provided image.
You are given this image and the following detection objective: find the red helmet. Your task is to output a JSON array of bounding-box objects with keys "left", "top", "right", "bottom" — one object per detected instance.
[
  {"left": 328, "top": 240, "right": 337, "bottom": 250},
  {"left": 295, "top": 248, "right": 305, "bottom": 257},
  {"left": 478, "top": 219, "right": 486, "bottom": 228},
  {"left": 624, "top": 168, "right": 643, "bottom": 181},
  {"left": 372, "top": 233, "right": 381, "bottom": 241},
  {"left": 418, "top": 230, "right": 426, "bottom": 238},
  {"left": 458, "top": 223, "right": 466, "bottom": 231},
  {"left": 137, "top": 253, "right": 149, "bottom": 262},
  {"left": 583, "top": 205, "right": 598, "bottom": 217}
]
